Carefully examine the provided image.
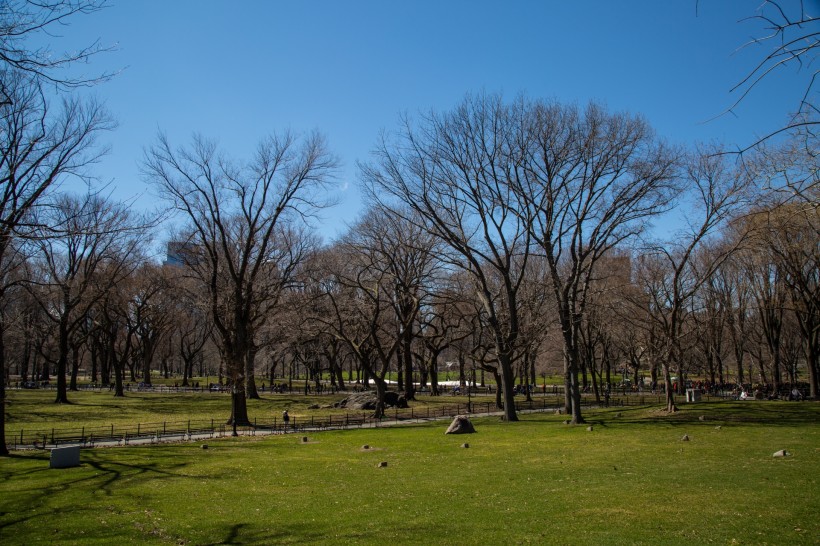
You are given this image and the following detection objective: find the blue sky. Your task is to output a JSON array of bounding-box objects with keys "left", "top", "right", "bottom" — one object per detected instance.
[{"left": 49, "top": 0, "right": 811, "bottom": 246}]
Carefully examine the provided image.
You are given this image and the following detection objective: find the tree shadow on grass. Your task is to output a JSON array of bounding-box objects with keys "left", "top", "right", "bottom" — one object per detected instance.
[
  {"left": 201, "top": 521, "right": 347, "bottom": 545},
  {"left": 0, "top": 447, "right": 208, "bottom": 538},
  {"left": 581, "top": 401, "right": 820, "bottom": 429}
]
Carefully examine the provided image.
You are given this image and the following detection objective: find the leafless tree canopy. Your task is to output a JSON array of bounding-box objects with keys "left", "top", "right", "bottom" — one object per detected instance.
[
  {"left": 724, "top": 0, "right": 819, "bottom": 150},
  {"left": 143, "top": 130, "right": 338, "bottom": 425},
  {"left": 0, "top": 0, "right": 113, "bottom": 104}
]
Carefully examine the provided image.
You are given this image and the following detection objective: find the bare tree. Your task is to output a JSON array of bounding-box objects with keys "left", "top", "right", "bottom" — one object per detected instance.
[
  {"left": 143, "top": 131, "right": 337, "bottom": 427},
  {"left": 361, "top": 94, "right": 534, "bottom": 421},
  {"left": 633, "top": 147, "right": 751, "bottom": 412},
  {"left": 0, "top": 70, "right": 111, "bottom": 453},
  {"left": 739, "top": 130, "right": 820, "bottom": 229},
  {"left": 310, "top": 217, "right": 422, "bottom": 418},
  {"left": 353, "top": 206, "right": 437, "bottom": 402},
  {"left": 516, "top": 100, "right": 679, "bottom": 423},
  {"left": 1, "top": 0, "right": 114, "bottom": 105},
  {"left": 27, "top": 192, "right": 143, "bottom": 403},
  {"left": 748, "top": 200, "right": 819, "bottom": 398},
  {"left": 717, "top": 1, "right": 819, "bottom": 151},
  {"left": 165, "top": 274, "right": 212, "bottom": 387},
  {"left": 129, "top": 263, "right": 173, "bottom": 386}
]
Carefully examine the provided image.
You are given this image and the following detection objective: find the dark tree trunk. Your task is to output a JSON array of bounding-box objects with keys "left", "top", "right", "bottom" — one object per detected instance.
[
  {"left": 69, "top": 343, "right": 80, "bottom": 391},
  {"left": 429, "top": 360, "right": 439, "bottom": 396},
  {"left": 402, "top": 333, "right": 415, "bottom": 401},
  {"left": 54, "top": 318, "right": 70, "bottom": 404},
  {"left": 90, "top": 340, "right": 98, "bottom": 383},
  {"left": 0, "top": 321, "right": 9, "bottom": 456},
  {"left": 490, "top": 367, "right": 503, "bottom": 410},
  {"left": 372, "top": 376, "right": 387, "bottom": 419},
  {"left": 225, "top": 337, "right": 252, "bottom": 426},
  {"left": 245, "top": 346, "right": 260, "bottom": 400},
  {"left": 113, "top": 344, "right": 125, "bottom": 398},
  {"left": 497, "top": 352, "right": 519, "bottom": 421}
]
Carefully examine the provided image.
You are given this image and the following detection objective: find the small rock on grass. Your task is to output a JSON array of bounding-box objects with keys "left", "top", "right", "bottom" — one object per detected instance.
[
  {"left": 681, "top": 434, "right": 690, "bottom": 442},
  {"left": 377, "top": 461, "right": 388, "bottom": 468},
  {"left": 773, "top": 449, "right": 791, "bottom": 458},
  {"left": 201, "top": 444, "right": 208, "bottom": 449}
]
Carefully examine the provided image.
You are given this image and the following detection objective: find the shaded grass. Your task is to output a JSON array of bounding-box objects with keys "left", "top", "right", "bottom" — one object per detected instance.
[{"left": 2, "top": 402, "right": 818, "bottom": 544}]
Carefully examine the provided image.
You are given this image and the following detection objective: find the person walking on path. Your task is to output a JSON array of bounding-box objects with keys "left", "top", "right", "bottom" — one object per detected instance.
[{"left": 282, "top": 410, "right": 290, "bottom": 431}]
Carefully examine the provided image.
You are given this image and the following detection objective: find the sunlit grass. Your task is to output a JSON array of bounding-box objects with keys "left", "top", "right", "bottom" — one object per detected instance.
[{"left": 2, "top": 401, "right": 818, "bottom": 544}]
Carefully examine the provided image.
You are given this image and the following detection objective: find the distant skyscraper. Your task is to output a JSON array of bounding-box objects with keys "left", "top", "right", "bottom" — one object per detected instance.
[{"left": 164, "top": 241, "right": 200, "bottom": 267}]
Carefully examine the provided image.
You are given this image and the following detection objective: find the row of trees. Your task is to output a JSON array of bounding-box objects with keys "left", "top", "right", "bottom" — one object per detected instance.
[
  {"left": 4, "top": 95, "right": 816, "bottom": 427},
  {"left": 2, "top": 1, "right": 817, "bottom": 456}
]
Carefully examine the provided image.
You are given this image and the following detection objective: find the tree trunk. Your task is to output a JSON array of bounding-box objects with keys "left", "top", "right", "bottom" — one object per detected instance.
[
  {"left": 69, "top": 343, "right": 80, "bottom": 391},
  {"left": 372, "top": 376, "right": 387, "bottom": 419},
  {"left": 113, "top": 349, "right": 125, "bottom": 398},
  {"left": 807, "top": 334, "right": 819, "bottom": 399},
  {"left": 0, "top": 321, "right": 9, "bottom": 456},
  {"left": 663, "top": 361, "right": 677, "bottom": 412},
  {"left": 563, "top": 352, "right": 572, "bottom": 415},
  {"left": 334, "top": 362, "right": 346, "bottom": 391},
  {"left": 141, "top": 341, "right": 152, "bottom": 386},
  {"left": 245, "top": 346, "right": 260, "bottom": 400},
  {"left": 54, "top": 318, "right": 70, "bottom": 404},
  {"left": 226, "top": 346, "right": 252, "bottom": 426},
  {"left": 489, "top": 367, "right": 503, "bottom": 409},
  {"left": 402, "top": 333, "right": 415, "bottom": 401}
]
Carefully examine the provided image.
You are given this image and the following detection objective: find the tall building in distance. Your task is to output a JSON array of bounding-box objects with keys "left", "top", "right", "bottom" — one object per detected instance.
[{"left": 164, "top": 241, "right": 200, "bottom": 267}]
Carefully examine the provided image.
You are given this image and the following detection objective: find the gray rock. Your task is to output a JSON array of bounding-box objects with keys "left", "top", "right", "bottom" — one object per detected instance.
[
  {"left": 335, "top": 391, "right": 408, "bottom": 410},
  {"left": 681, "top": 434, "right": 690, "bottom": 442},
  {"left": 586, "top": 426, "right": 594, "bottom": 432},
  {"left": 384, "top": 391, "right": 409, "bottom": 408},
  {"left": 377, "top": 461, "right": 388, "bottom": 468},
  {"left": 445, "top": 415, "right": 476, "bottom": 435},
  {"left": 461, "top": 443, "right": 470, "bottom": 449},
  {"left": 773, "top": 449, "right": 790, "bottom": 458},
  {"left": 335, "top": 392, "right": 377, "bottom": 410}
]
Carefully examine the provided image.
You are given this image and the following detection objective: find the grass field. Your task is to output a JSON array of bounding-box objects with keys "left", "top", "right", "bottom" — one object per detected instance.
[{"left": 1, "top": 399, "right": 818, "bottom": 545}]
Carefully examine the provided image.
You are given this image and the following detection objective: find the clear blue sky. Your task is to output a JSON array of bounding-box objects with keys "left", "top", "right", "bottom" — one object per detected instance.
[{"left": 50, "top": 0, "right": 811, "bottom": 245}]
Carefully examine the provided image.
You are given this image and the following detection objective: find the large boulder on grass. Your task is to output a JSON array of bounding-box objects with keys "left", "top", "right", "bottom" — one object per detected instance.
[
  {"left": 384, "top": 391, "right": 409, "bottom": 408},
  {"left": 445, "top": 415, "right": 476, "bottom": 435},
  {"left": 335, "top": 392, "right": 378, "bottom": 410}
]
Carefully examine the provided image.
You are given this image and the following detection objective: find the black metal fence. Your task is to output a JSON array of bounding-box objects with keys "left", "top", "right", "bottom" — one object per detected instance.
[{"left": 7, "top": 393, "right": 693, "bottom": 451}]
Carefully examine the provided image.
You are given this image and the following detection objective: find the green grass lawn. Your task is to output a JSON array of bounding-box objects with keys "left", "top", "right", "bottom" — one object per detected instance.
[{"left": 2, "top": 401, "right": 818, "bottom": 545}]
